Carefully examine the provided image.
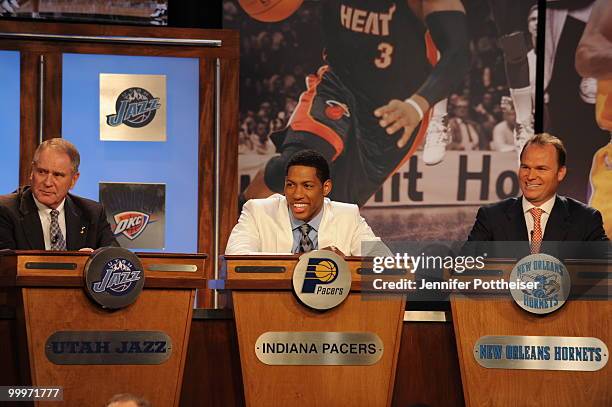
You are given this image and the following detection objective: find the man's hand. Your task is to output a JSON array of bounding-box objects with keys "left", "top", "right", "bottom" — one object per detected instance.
[
  {"left": 0, "top": 0, "right": 19, "bottom": 14},
  {"left": 320, "top": 245, "right": 345, "bottom": 257},
  {"left": 374, "top": 94, "right": 429, "bottom": 148}
]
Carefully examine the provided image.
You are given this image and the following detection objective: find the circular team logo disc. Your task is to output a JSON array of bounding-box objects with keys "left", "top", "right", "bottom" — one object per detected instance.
[
  {"left": 509, "top": 253, "right": 571, "bottom": 315},
  {"left": 292, "top": 250, "right": 351, "bottom": 311},
  {"left": 84, "top": 247, "right": 145, "bottom": 310}
]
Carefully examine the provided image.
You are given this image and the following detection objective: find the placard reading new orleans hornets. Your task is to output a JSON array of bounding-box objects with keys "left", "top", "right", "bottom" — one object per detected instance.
[
  {"left": 100, "top": 73, "right": 167, "bottom": 141},
  {"left": 292, "top": 250, "right": 351, "bottom": 310}
]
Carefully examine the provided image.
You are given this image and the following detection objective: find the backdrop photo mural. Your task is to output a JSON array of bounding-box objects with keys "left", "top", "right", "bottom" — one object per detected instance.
[{"left": 225, "top": 0, "right": 544, "bottom": 241}]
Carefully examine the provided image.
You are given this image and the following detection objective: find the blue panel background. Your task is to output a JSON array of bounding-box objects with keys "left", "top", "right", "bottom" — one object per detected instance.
[
  {"left": 62, "top": 54, "right": 199, "bottom": 253},
  {"left": 0, "top": 50, "right": 20, "bottom": 193}
]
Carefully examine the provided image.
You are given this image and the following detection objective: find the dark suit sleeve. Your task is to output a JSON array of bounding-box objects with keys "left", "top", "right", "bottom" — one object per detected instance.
[
  {"left": 461, "top": 206, "right": 494, "bottom": 256},
  {"left": 0, "top": 204, "right": 17, "bottom": 250},
  {"left": 96, "top": 204, "right": 119, "bottom": 248},
  {"left": 467, "top": 207, "right": 493, "bottom": 241},
  {"left": 585, "top": 208, "right": 609, "bottom": 241}
]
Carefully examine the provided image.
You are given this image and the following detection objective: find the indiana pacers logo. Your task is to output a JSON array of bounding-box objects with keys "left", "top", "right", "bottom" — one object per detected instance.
[
  {"left": 293, "top": 250, "right": 351, "bottom": 310},
  {"left": 509, "top": 253, "right": 571, "bottom": 315},
  {"left": 301, "top": 259, "right": 339, "bottom": 294},
  {"left": 106, "top": 87, "right": 161, "bottom": 128}
]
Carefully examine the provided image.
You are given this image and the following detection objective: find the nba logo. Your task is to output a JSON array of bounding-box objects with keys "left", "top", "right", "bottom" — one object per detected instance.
[{"left": 301, "top": 258, "right": 338, "bottom": 293}]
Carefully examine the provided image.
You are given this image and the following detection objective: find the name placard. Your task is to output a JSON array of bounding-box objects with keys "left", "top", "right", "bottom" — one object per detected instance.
[
  {"left": 46, "top": 331, "right": 172, "bottom": 365},
  {"left": 474, "top": 335, "right": 608, "bottom": 371},
  {"left": 255, "top": 332, "right": 383, "bottom": 365}
]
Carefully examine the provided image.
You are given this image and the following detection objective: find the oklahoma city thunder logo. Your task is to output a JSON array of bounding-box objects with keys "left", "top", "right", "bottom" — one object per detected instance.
[
  {"left": 301, "top": 258, "right": 339, "bottom": 293},
  {"left": 292, "top": 250, "right": 351, "bottom": 310},
  {"left": 509, "top": 253, "right": 571, "bottom": 315},
  {"left": 113, "top": 211, "right": 151, "bottom": 240},
  {"left": 106, "top": 87, "right": 161, "bottom": 128}
]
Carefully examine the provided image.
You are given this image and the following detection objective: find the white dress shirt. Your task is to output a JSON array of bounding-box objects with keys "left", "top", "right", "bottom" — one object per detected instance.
[
  {"left": 33, "top": 196, "right": 67, "bottom": 250},
  {"left": 522, "top": 195, "right": 556, "bottom": 243}
]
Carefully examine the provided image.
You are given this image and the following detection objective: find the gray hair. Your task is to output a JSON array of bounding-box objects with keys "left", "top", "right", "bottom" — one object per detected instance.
[
  {"left": 104, "top": 393, "right": 151, "bottom": 407},
  {"left": 32, "top": 138, "right": 80, "bottom": 174}
]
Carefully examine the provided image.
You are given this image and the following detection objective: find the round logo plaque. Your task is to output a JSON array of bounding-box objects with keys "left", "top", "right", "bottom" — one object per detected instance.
[
  {"left": 292, "top": 250, "right": 351, "bottom": 310},
  {"left": 84, "top": 247, "right": 145, "bottom": 310},
  {"left": 509, "top": 253, "right": 571, "bottom": 315}
]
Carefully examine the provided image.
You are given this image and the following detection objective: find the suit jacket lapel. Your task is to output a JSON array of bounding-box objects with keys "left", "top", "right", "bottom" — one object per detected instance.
[
  {"left": 275, "top": 196, "right": 294, "bottom": 253},
  {"left": 507, "top": 198, "right": 529, "bottom": 241},
  {"left": 317, "top": 199, "right": 335, "bottom": 249},
  {"left": 543, "top": 196, "right": 570, "bottom": 241},
  {"left": 507, "top": 198, "right": 531, "bottom": 257},
  {"left": 19, "top": 190, "right": 45, "bottom": 250},
  {"left": 65, "top": 195, "right": 87, "bottom": 250}
]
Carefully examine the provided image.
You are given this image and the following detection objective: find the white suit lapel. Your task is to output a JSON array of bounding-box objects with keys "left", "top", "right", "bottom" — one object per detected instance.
[
  {"left": 275, "top": 195, "right": 294, "bottom": 253},
  {"left": 317, "top": 198, "right": 335, "bottom": 249}
]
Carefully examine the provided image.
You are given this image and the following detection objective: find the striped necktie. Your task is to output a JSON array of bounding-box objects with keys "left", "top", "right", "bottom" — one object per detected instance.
[{"left": 50, "top": 209, "right": 67, "bottom": 251}]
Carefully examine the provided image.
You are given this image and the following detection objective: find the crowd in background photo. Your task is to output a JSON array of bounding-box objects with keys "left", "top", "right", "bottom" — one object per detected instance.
[{"left": 227, "top": 0, "right": 537, "bottom": 156}]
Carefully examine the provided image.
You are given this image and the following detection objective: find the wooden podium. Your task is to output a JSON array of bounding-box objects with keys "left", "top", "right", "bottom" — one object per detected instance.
[
  {"left": 451, "top": 259, "right": 611, "bottom": 406},
  {"left": 0, "top": 250, "right": 206, "bottom": 407},
  {"left": 223, "top": 255, "right": 405, "bottom": 407}
]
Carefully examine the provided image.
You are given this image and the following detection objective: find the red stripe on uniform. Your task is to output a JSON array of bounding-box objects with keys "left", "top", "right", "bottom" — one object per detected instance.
[{"left": 289, "top": 65, "right": 345, "bottom": 160}]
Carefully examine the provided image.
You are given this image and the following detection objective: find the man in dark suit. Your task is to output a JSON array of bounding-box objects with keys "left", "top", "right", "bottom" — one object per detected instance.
[
  {"left": 0, "top": 138, "right": 118, "bottom": 251},
  {"left": 465, "top": 133, "right": 609, "bottom": 259}
]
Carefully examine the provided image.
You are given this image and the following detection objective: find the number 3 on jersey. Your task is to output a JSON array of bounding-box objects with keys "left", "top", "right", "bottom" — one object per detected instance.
[{"left": 375, "top": 42, "right": 394, "bottom": 69}]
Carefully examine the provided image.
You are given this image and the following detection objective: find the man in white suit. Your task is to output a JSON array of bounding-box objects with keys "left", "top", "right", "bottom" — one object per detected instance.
[{"left": 226, "top": 150, "right": 382, "bottom": 255}]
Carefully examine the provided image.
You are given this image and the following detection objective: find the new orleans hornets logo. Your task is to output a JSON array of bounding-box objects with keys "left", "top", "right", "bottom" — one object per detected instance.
[
  {"left": 301, "top": 258, "right": 339, "bottom": 294},
  {"left": 509, "top": 253, "right": 570, "bottom": 315},
  {"left": 106, "top": 87, "right": 161, "bottom": 128}
]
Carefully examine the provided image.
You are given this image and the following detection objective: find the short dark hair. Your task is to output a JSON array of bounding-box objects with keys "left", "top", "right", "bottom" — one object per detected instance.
[
  {"left": 105, "top": 393, "right": 151, "bottom": 407},
  {"left": 286, "top": 150, "right": 331, "bottom": 184},
  {"left": 520, "top": 133, "right": 566, "bottom": 167}
]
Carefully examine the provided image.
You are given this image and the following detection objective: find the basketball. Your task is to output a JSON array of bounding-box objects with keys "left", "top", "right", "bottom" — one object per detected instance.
[
  {"left": 314, "top": 260, "right": 337, "bottom": 282},
  {"left": 238, "top": 0, "right": 303, "bottom": 23}
]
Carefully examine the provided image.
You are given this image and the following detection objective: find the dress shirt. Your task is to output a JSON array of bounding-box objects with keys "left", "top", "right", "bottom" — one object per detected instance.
[
  {"left": 289, "top": 206, "right": 324, "bottom": 253},
  {"left": 33, "top": 196, "right": 67, "bottom": 250},
  {"left": 522, "top": 195, "right": 556, "bottom": 243}
]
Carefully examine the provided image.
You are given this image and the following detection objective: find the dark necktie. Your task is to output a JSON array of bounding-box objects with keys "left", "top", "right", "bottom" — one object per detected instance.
[
  {"left": 297, "top": 223, "right": 314, "bottom": 253},
  {"left": 50, "top": 209, "right": 67, "bottom": 251}
]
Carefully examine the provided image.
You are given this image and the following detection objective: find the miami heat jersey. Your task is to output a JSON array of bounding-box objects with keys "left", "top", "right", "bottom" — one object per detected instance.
[{"left": 322, "top": 0, "right": 431, "bottom": 108}]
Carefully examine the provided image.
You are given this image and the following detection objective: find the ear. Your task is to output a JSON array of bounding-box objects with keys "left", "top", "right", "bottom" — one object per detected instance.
[
  {"left": 322, "top": 179, "right": 332, "bottom": 197},
  {"left": 70, "top": 172, "right": 80, "bottom": 189},
  {"left": 557, "top": 166, "right": 567, "bottom": 182}
]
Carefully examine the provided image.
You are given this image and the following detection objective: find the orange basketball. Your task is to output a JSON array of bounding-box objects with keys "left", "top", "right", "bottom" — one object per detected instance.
[
  {"left": 238, "top": 0, "right": 304, "bottom": 23},
  {"left": 314, "top": 260, "right": 337, "bottom": 282}
]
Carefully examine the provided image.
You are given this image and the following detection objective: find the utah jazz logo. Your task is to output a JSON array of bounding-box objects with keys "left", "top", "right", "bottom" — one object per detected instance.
[
  {"left": 106, "top": 87, "right": 161, "bottom": 128},
  {"left": 301, "top": 258, "right": 340, "bottom": 294},
  {"left": 92, "top": 258, "right": 141, "bottom": 294},
  {"left": 113, "top": 211, "right": 151, "bottom": 240}
]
